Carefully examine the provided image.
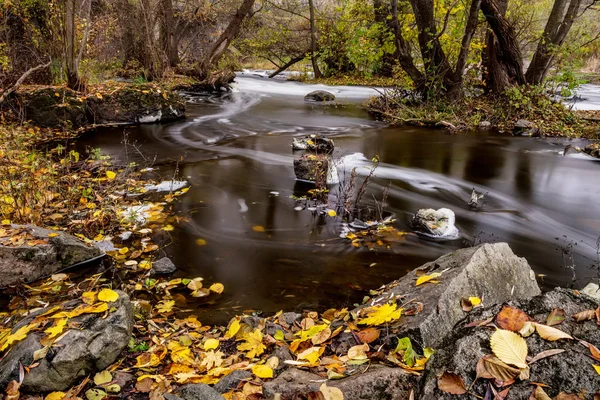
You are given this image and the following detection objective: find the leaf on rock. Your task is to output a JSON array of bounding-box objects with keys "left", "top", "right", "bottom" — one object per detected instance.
[
  {"left": 572, "top": 309, "right": 596, "bottom": 322},
  {"left": 490, "top": 329, "right": 528, "bottom": 368},
  {"left": 0, "top": 323, "right": 38, "bottom": 351},
  {"left": 593, "top": 365, "right": 600, "bottom": 375},
  {"left": 311, "top": 327, "right": 332, "bottom": 345},
  {"left": 356, "top": 327, "right": 380, "bottom": 344},
  {"left": 533, "top": 323, "right": 573, "bottom": 341},
  {"left": 297, "top": 346, "right": 324, "bottom": 364},
  {"left": 237, "top": 329, "right": 266, "bottom": 359},
  {"left": 529, "top": 348, "right": 565, "bottom": 364},
  {"left": 588, "top": 343, "right": 600, "bottom": 362},
  {"left": 319, "top": 383, "right": 344, "bottom": 400},
  {"left": 357, "top": 303, "right": 402, "bottom": 325},
  {"left": 97, "top": 289, "right": 119, "bottom": 303},
  {"left": 481, "top": 355, "right": 520, "bottom": 381},
  {"left": 347, "top": 343, "right": 369, "bottom": 360},
  {"left": 251, "top": 364, "right": 274, "bottom": 379},
  {"left": 533, "top": 386, "right": 553, "bottom": 400},
  {"left": 416, "top": 273, "right": 441, "bottom": 286},
  {"left": 496, "top": 306, "right": 531, "bottom": 332},
  {"left": 546, "top": 308, "right": 565, "bottom": 326},
  {"left": 93, "top": 370, "right": 112, "bottom": 386},
  {"left": 81, "top": 291, "right": 96, "bottom": 305},
  {"left": 85, "top": 388, "right": 107, "bottom": 400},
  {"left": 45, "top": 318, "right": 67, "bottom": 339},
  {"left": 437, "top": 372, "right": 467, "bottom": 395}
]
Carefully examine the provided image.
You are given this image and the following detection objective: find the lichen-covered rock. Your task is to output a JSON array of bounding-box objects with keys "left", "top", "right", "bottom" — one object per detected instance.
[
  {"left": 411, "top": 208, "right": 458, "bottom": 238},
  {"left": 293, "top": 154, "right": 329, "bottom": 185},
  {"left": 0, "top": 291, "right": 133, "bottom": 392},
  {"left": 355, "top": 243, "right": 540, "bottom": 348},
  {"left": 263, "top": 367, "right": 418, "bottom": 400},
  {"left": 0, "top": 225, "right": 103, "bottom": 287},
  {"left": 16, "top": 87, "right": 87, "bottom": 128},
  {"left": 150, "top": 257, "right": 177, "bottom": 275},
  {"left": 292, "top": 134, "right": 335, "bottom": 154},
  {"left": 420, "top": 288, "right": 600, "bottom": 399},
  {"left": 86, "top": 84, "right": 185, "bottom": 124},
  {"left": 584, "top": 142, "right": 600, "bottom": 158},
  {"left": 304, "top": 90, "right": 336, "bottom": 102}
]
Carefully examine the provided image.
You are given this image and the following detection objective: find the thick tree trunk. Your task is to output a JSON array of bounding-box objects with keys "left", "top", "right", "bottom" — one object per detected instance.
[
  {"left": 308, "top": 0, "right": 322, "bottom": 78},
  {"left": 65, "top": 0, "right": 79, "bottom": 89},
  {"left": 160, "top": 0, "right": 179, "bottom": 67},
  {"left": 480, "top": 0, "right": 526, "bottom": 93},
  {"left": 197, "top": 0, "right": 256, "bottom": 79},
  {"left": 390, "top": 0, "right": 425, "bottom": 88},
  {"left": 525, "top": 0, "right": 583, "bottom": 85}
]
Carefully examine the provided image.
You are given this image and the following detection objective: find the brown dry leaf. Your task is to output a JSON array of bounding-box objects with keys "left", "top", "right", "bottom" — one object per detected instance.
[
  {"left": 554, "top": 393, "right": 580, "bottom": 400},
  {"left": 481, "top": 355, "right": 520, "bottom": 381},
  {"left": 572, "top": 309, "right": 596, "bottom": 322},
  {"left": 496, "top": 306, "right": 531, "bottom": 332},
  {"left": 533, "top": 323, "right": 573, "bottom": 341},
  {"left": 546, "top": 308, "right": 565, "bottom": 326},
  {"left": 311, "top": 327, "right": 331, "bottom": 345},
  {"left": 437, "top": 372, "right": 467, "bottom": 395},
  {"left": 588, "top": 343, "right": 600, "bottom": 362},
  {"left": 464, "top": 316, "right": 494, "bottom": 328},
  {"left": 356, "top": 327, "right": 380, "bottom": 344},
  {"left": 475, "top": 356, "right": 493, "bottom": 380},
  {"left": 528, "top": 348, "right": 565, "bottom": 364},
  {"left": 532, "top": 386, "right": 552, "bottom": 400}
]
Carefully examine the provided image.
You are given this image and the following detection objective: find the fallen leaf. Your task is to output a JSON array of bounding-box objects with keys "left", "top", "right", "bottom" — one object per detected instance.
[
  {"left": 588, "top": 343, "right": 600, "bottom": 361},
  {"left": 529, "top": 348, "right": 565, "bottom": 364},
  {"left": 85, "top": 388, "right": 107, "bottom": 400},
  {"left": 311, "top": 327, "right": 331, "bottom": 345},
  {"left": 347, "top": 343, "right": 369, "bottom": 360},
  {"left": 97, "top": 289, "right": 119, "bottom": 303},
  {"left": 187, "top": 277, "right": 203, "bottom": 291},
  {"left": 319, "top": 382, "right": 344, "bottom": 400},
  {"left": 437, "top": 372, "right": 467, "bottom": 395},
  {"left": 357, "top": 303, "right": 402, "bottom": 325},
  {"left": 416, "top": 273, "right": 441, "bottom": 286},
  {"left": 572, "top": 309, "right": 596, "bottom": 322},
  {"left": 93, "top": 370, "right": 112, "bottom": 386},
  {"left": 81, "top": 291, "right": 96, "bottom": 305},
  {"left": 533, "top": 386, "right": 552, "bottom": 400},
  {"left": 237, "top": 329, "right": 266, "bottom": 359},
  {"left": 593, "top": 365, "right": 600, "bottom": 375},
  {"left": 252, "top": 225, "right": 265, "bottom": 232},
  {"left": 554, "top": 393, "right": 581, "bottom": 400},
  {"left": 533, "top": 323, "right": 573, "bottom": 341},
  {"left": 546, "top": 308, "right": 565, "bottom": 326},
  {"left": 45, "top": 318, "right": 68, "bottom": 339},
  {"left": 490, "top": 329, "right": 528, "bottom": 368},
  {"left": 297, "top": 346, "right": 324, "bottom": 364},
  {"left": 496, "top": 306, "right": 531, "bottom": 332},
  {"left": 195, "top": 238, "right": 207, "bottom": 246},
  {"left": 481, "top": 354, "right": 520, "bottom": 381},
  {"left": 209, "top": 283, "right": 224, "bottom": 294},
  {"left": 45, "top": 392, "right": 66, "bottom": 400},
  {"left": 105, "top": 171, "right": 116, "bottom": 180},
  {"left": 204, "top": 338, "right": 219, "bottom": 351},
  {"left": 251, "top": 364, "right": 273, "bottom": 379},
  {"left": 327, "top": 210, "right": 337, "bottom": 217},
  {"left": 356, "top": 327, "right": 380, "bottom": 344}
]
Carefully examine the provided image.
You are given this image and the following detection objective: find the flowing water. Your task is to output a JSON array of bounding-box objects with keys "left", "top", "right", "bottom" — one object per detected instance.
[{"left": 78, "top": 76, "right": 600, "bottom": 324}]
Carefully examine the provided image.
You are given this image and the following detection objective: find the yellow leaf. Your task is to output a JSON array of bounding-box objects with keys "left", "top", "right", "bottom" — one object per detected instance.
[
  {"left": 327, "top": 210, "right": 337, "bottom": 217},
  {"left": 45, "top": 392, "right": 66, "bottom": 400},
  {"left": 533, "top": 323, "right": 573, "bottom": 341},
  {"left": 118, "top": 247, "right": 129, "bottom": 255},
  {"left": 187, "top": 277, "right": 203, "bottom": 291},
  {"left": 45, "top": 318, "right": 68, "bottom": 339},
  {"left": 195, "top": 238, "right": 207, "bottom": 246},
  {"left": 593, "top": 365, "right": 600, "bottom": 375},
  {"left": 274, "top": 330, "right": 285, "bottom": 341},
  {"left": 48, "top": 233, "right": 60, "bottom": 238},
  {"left": 252, "top": 225, "right": 265, "bottom": 232},
  {"left": 320, "top": 383, "right": 344, "bottom": 400},
  {"left": 156, "top": 300, "right": 175, "bottom": 313},
  {"left": 490, "top": 329, "right": 528, "bottom": 368},
  {"left": 168, "top": 341, "right": 194, "bottom": 365},
  {"left": 204, "top": 338, "right": 219, "bottom": 351},
  {"left": 106, "top": 171, "right": 116, "bottom": 180},
  {"left": 97, "top": 289, "right": 119, "bottom": 303},
  {"left": 1, "top": 219, "right": 10, "bottom": 225},
  {"left": 468, "top": 297, "right": 481, "bottom": 306},
  {"left": 226, "top": 318, "right": 241, "bottom": 338},
  {"left": 209, "top": 283, "right": 224, "bottom": 294},
  {"left": 297, "top": 346, "right": 324, "bottom": 364},
  {"left": 0, "top": 322, "right": 38, "bottom": 351},
  {"left": 93, "top": 370, "right": 113, "bottom": 386},
  {"left": 251, "top": 364, "right": 274, "bottom": 379},
  {"left": 81, "top": 291, "right": 96, "bottom": 305},
  {"left": 357, "top": 303, "right": 403, "bottom": 325},
  {"left": 162, "top": 224, "right": 174, "bottom": 232},
  {"left": 237, "top": 329, "right": 266, "bottom": 359},
  {"left": 52, "top": 302, "right": 108, "bottom": 319},
  {"left": 138, "top": 260, "right": 151, "bottom": 270},
  {"left": 416, "top": 273, "right": 441, "bottom": 286}
]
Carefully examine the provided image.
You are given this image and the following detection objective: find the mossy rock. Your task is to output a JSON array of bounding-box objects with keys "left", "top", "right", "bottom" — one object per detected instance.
[
  {"left": 86, "top": 84, "right": 185, "bottom": 124},
  {"left": 16, "top": 87, "right": 87, "bottom": 129}
]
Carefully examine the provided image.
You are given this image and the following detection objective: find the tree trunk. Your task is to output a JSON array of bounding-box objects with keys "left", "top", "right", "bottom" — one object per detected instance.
[
  {"left": 160, "top": 0, "right": 179, "bottom": 67},
  {"left": 197, "top": 0, "right": 256, "bottom": 79},
  {"left": 308, "top": 0, "right": 322, "bottom": 78},
  {"left": 268, "top": 56, "right": 305, "bottom": 78},
  {"left": 525, "top": 0, "right": 583, "bottom": 85},
  {"left": 390, "top": 0, "right": 425, "bottom": 88},
  {"left": 65, "top": 0, "right": 79, "bottom": 89},
  {"left": 480, "top": 0, "right": 526, "bottom": 94},
  {"left": 374, "top": 0, "right": 394, "bottom": 77}
]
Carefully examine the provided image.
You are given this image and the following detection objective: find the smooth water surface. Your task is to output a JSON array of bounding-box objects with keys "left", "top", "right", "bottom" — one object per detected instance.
[{"left": 78, "top": 76, "right": 600, "bottom": 323}]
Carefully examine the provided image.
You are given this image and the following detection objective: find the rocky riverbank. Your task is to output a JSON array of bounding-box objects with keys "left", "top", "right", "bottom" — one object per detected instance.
[{"left": 1, "top": 242, "right": 598, "bottom": 399}]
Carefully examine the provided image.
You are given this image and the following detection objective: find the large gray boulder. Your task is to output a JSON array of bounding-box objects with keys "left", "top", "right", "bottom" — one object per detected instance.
[
  {"left": 357, "top": 242, "right": 540, "bottom": 348},
  {"left": 0, "top": 290, "right": 133, "bottom": 392},
  {"left": 263, "top": 367, "right": 418, "bottom": 400},
  {"left": 420, "top": 288, "right": 600, "bottom": 399},
  {"left": 0, "top": 225, "right": 103, "bottom": 286}
]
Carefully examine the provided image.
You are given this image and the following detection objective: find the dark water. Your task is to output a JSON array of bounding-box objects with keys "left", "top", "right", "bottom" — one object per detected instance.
[{"left": 77, "top": 77, "right": 600, "bottom": 324}]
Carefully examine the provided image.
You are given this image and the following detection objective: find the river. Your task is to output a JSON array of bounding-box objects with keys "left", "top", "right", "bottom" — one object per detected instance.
[{"left": 77, "top": 75, "right": 600, "bottom": 323}]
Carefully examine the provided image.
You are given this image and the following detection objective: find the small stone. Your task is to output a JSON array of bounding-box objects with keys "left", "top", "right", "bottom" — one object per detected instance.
[
  {"left": 150, "top": 257, "right": 177, "bottom": 275},
  {"left": 514, "top": 119, "right": 535, "bottom": 129},
  {"left": 304, "top": 90, "right": 336, "bottom": 102},
  {"left": 479, "top": 121, "right": 492, "bottom": 129},
  {"left": 581, "top": 282, "right": 600, "bottom": 301},
  {"left": 178, "top": 383, "right": 225, "bottom": 400},
  {"left": 213, "top": 370, "right": 252, "bottom": 393}
]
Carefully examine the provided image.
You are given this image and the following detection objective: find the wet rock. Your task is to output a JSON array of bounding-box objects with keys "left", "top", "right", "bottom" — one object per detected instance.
[
  {"left": 263, "top": 366, "right": 418, "bottom": 399},
  {"left": 150, "top": 257, "right": 177, "bottom": 275},
  {"left": 213, "top": 370, "right": 252, "bottom": 393},
  {"left": 514, "top": 119, "right": 535, "bottom": 130},
  {"left": 177, "top": 383, "right": 225, "bottom": 400},
  {"left": 467, "top": 189, "right": 485, "bottom": 208},
  {"left": 420, "top": 288, "right": 600, "bottom": 399},
  {"left": 15, "top": 87, "right": 88, "bottom": 128},
  {"left": 279, "top": 312, "right": 302, "bottom": 327},
  {"left": 0, "top": 225, "right": 103, "bottom": 287},
  {"left": 479, "top": 121, "right": 492, "bottom": 129},
  {"left": 292, "top": 135, "right": 335, "bottom": 154},
  {"left": 294, "top": 154, "right": 329, "bottom": 186},
  {"left": 86, "top": 84, "right": 185, "bottom": 124},
  {"left": 0, "top": 291, "right": 133, "bottom": 392},
  {"left": 583, "top": 142, "right": 600, "bottom": 158},
  {"left": 581, "top": 282, "right": 600, "bottom": 300},
  {"left": 356, "top": 243, "right": 540, "bottom": 348},
  {"left": 411, "top": 208, "right": 458, "bottom": 238},
  {"left": 304, "top": 90, "right": 336, "bottom": 102},
  {"left": 272, "top": 346, "right": 295, "bottom": 372}
]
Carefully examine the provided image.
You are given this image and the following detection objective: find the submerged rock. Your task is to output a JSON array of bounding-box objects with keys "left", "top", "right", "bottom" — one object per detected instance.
[
  {"left": 420, "top": 288, "right": 600, "bottom": 399},
  {"left": 292, "top": 135, "right": 335, "bottom": 154},
  {"left": 150, "top": 257, "right": 177, "bottom": 275},
  {"left": 412, "top": 208, "right": 458, "bottom": 238},
  {"left": 304, "top": 90, "right": 336, "bottom": 102},
  {"left": 0, "top": 291, "right": 133, "bottom": 392},
  {"left": 356, "top": 242, "right": 540, "bottom": 348},
  {"left": 0, "top": 225, "right": 103, "bottom": 287}
]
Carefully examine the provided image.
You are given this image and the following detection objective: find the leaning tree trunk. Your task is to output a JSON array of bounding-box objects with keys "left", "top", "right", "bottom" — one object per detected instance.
[
  {"left": 390, "top": 0, "right": 425, "bottom": 89},
  {"left": 308, "top": 0, "right": 322, "bottom": 79},
  {"left": 197, "top": 0, "right": 256, "bottom": 80},
  {"left": 525, "top": 0, "right": 583, "bottom": 85},
  {"left": 480, "top": 0, "right": 526, "bottom": 94}
]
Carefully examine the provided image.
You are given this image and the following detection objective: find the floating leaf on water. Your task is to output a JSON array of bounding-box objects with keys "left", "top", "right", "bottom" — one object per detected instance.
[
  {"left": 209, "top": 283, "right": 224, "bottom": 294},
  {"left": 187, "top": 277, "right": 204, "bottom": 291},
  {"left": 415, "top": 273, "right": 441, "bottom": 286},
  {"left": 490, "top": 329, "right": 528, "bottom": 368},
  {"left": 252, "top": 225, "right": 265, "bottom": 232},
  {"left": 251, "top": 364, "right": 274, "bottom": 379},
  {"left": 97, "top": 289, "right": 119, "bottom": 303},
  {"left": 327, "top": 210, "right": 337, "bottom": 217},
  {"left": 437, "top": 372, "right": 467, "bottom": 395},
  {"left": 195, "top": 238, "right": 207, "bottom": 246}
]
